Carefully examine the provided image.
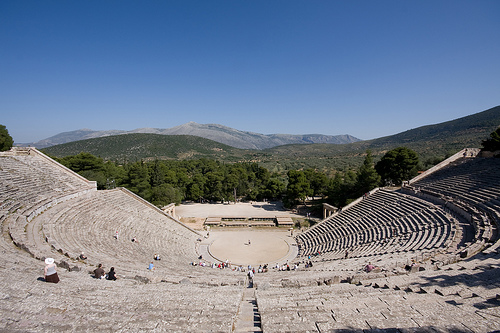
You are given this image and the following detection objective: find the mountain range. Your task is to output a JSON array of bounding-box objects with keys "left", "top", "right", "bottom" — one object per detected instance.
[
  {"left": 21, "top": 122, "right": 361, "bottom": 150},
  {"left": 41, "top": 105, "right": 500, "bottom": 174}
]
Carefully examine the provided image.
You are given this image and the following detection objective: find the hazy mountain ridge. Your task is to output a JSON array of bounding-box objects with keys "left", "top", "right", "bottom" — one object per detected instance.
[
  {"left": 20, "top": 122, "right": 361, "bottom": 149},
  {"left": 41, "top": 105, "right": 500, "bottom": 174}
]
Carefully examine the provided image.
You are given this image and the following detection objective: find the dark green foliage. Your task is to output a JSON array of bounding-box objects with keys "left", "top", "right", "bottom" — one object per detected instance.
[
  {"left": 150, "top": 184, "right": 182, "bottom": 206},
  {"left": 0, "top": 125, "right": 14, "bottom": 151},
  {"left": 324, "top": 170, "right": 357, "bottom": 208},
  {"left": 285, "top": 170, "right": 313, "bottom": 206},
  {"left": 58, "top": 152, "right": 105, "bottom": 172},
  {"left": 355, "top": 150, "right": 381, "bottom": 196},
  {"left": 375, "top": 147, "right": 419, "bottom": 186},
  {"left": 58, "top": 154, "right": 289, "bottom": 206},
  {"left": 481, "top": 127, "right": 500, "bottom": 152},
  {"left": 261, "top": 177, "right": 286, "bottom": 200},
  {"left": 126, "top": 161, "right": 151, "bottom": 198},
  {"left": 56, "top": 153, "right": 107, "bottom": 189},
  {"left": 304, "top": 169, "right": 329, "bottom": 197}
]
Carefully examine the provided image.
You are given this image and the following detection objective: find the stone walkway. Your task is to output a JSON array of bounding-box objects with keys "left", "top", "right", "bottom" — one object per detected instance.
[{"left": 233, "top": 287, "right": 262, "bottom": 333}]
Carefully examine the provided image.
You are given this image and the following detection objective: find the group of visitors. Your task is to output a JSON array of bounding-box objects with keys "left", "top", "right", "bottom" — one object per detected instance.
[
  {"left": 43, "top": 254, "right": 118, "bottom": 283},
  {"left": 43, "top": 229, "right": 167, "bottom": 283},
  {"left": 189, "top": 258, "right": 318, "bottom": 274},
  {"left": 94, "top": 263, "right": 117, "bottom": 280},
  {"left": 307, "top": 252, "right": 321, "bottom": 259}
]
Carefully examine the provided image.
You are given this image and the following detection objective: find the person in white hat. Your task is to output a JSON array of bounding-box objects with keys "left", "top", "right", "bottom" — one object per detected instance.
[{"left": 44, "top": 258, "right": 59, "bottom": 283}]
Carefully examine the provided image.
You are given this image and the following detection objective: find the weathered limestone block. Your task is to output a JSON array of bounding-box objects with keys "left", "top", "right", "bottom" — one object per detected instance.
[{"left": 134, "top": 275, "right": 150, "bottom": 284}]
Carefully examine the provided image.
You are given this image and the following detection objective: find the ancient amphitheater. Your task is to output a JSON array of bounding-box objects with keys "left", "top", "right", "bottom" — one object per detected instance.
[{"left": 1, "top": 147, "right": 500, "bottom": 332}]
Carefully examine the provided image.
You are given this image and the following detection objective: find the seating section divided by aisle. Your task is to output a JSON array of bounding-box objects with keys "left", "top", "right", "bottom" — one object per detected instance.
[
  {"left": 1, "top": 147, "right": 500, "bottom": 332},
  {"left": 296, "top": 189, "right": 457, "bottom": 263},
  {"left": 406, "top": 156, "right": 500, "bottom": 253}
]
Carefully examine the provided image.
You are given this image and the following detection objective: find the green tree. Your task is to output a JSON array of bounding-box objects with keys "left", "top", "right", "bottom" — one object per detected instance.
[
  {"left": 356, "top": 150, "right": 381, "bottom": 195},
  {"left": 304, "top": 169, "right": 328, "bottom": 198},
  {"left": 57, "top": 152, "right": 108, "bottom": 189},
  {"left": 262, "top": 177, "right": 286, "bottom": 200},
  {"left": 375, "top": 147, "right": 419, "bottom": 186},
  {"left": 58, "top": 152, "right": 105, "bottom": 173},
  {"left": 0, "top": 125, "right": 13, "bottom": 151},
  {"left": 150, "top": 184, "right": 182, "bottom": 206},
  {"left": 205, "top": 171, "right": 224, "bottom": 201},
  {"left": 149, "top": 159, "right": 165, "bottom": 188},
  {"left": 103, "top": 161, "right": 126, "bottom": 187},
  {"left": 286, "top": 170, "right": 313, "bottom": 206},
  {"left": 326, "top": 170, "right": 357, "bottom": 207},
  {"left": 340, "top": 170, "right": 358, "bottom": 205},
  {"left": 481, "top": 127, "right": 500, "bottom": 152},
  {"left": 126, "top": 161, "right": 151, "bottom": 198},
  {"left": 326, "top": 172, "right": 343, "bottom": 207},
  {"left": 187, "top": 182, "right": 204, "bottom": 202},
  {"left": 187, "top": 173, "right": 206, "bottom": 201}
]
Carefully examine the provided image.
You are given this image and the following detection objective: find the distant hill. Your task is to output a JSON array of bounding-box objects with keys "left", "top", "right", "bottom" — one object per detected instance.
[
  {"left": 20, "top": 122, "right": 361, "bottom": 150},
  {"left": 42, "top": 105, "right": 500, "bottom": 173},
  {"left": 42, "top": 134, "right": 247, "bottom": 162},
  {"left": 259, "top": 105, "right": 500, "bottom": 171}
]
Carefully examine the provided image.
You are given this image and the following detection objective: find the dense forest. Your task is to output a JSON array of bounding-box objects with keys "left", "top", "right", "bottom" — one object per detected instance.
[{"left": 51, "top": 146, "right": 421, "bottom": 213}]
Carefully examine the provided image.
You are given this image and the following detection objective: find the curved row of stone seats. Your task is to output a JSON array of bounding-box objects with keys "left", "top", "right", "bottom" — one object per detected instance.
[
  {"left": 254, "top": 254, "right": 500, "bottom": 333},
  {"left": 0, "top": 210, "right": 44, "bottom": 270},
  {"left": 2, "top": 209, "right": 246, "bottom": 331},
  {"left": 254, "top": 246, "right": 500, "bottom": 332},
  {"left": 0, "top": 148, "right": 245, "bottom": 286},
  {"left": 296, "top": 190, "right": 456, "bottom": 260},
  {"left": 30, "top": 188, "right": 204, "bottom": 277},
  {"left": 2, "top": 199, "right": 245, "bottom": 330},
  {"left": 0, "top": 148, "right": 96, "bottom": 214},
  {"left": 308, "top": 219, "right": 453, "bottom": 264},
  {"left": 0, "top": 260, "right": 244, "bottom": 332},
  {"left": 0, "top": 149, "right": 95, "bottom": 265},
  {"left": 406, "top": 156, "right": 500, "bottom": 253}
]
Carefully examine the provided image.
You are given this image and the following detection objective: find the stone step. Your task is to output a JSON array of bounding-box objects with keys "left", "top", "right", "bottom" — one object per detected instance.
[{"left": 234, "top": 287, "right": 262, "bottom": 332}]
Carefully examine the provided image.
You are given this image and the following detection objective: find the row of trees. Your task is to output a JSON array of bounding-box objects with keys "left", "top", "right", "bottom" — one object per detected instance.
[
  {"left": 52, "top": 146, "right": 420, "bottom": 209},
  {"left": 55, "top": 154, "right": 287, "bottom": 207},
  {"left": 285, "top": 147, "right": 419, "bottom": 208}
]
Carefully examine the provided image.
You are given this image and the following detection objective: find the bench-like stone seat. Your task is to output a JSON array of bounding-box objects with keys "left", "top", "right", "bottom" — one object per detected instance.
[{"left": 296, "top": 190, "right": 455, "bottom": 262}]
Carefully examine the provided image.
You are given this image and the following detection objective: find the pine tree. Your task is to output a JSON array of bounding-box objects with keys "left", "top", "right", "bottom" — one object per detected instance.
[
  {"left": 0, "top": 125, "right": 14, "bottom": 151},
  {"left": 356, "top": 150, "right": 381, "bottom": 195}
]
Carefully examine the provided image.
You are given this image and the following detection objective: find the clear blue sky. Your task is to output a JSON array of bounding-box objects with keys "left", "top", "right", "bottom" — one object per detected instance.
[{"left": 1, "top": 1, "right": 499, "bottom": 143}]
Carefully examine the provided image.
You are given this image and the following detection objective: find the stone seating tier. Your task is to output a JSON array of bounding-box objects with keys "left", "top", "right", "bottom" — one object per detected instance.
[
  {"left": 1, "top": 149, "right": 500, "bottom": 331},
  {"left": 33, "top": 189, "right": 202, "bottom": 274},
  {"left": 254, "top": 249, "right": 500, "bottom": 332},
  {"left": 296, "top": 190, "right": 456, "bottom": 260}
]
